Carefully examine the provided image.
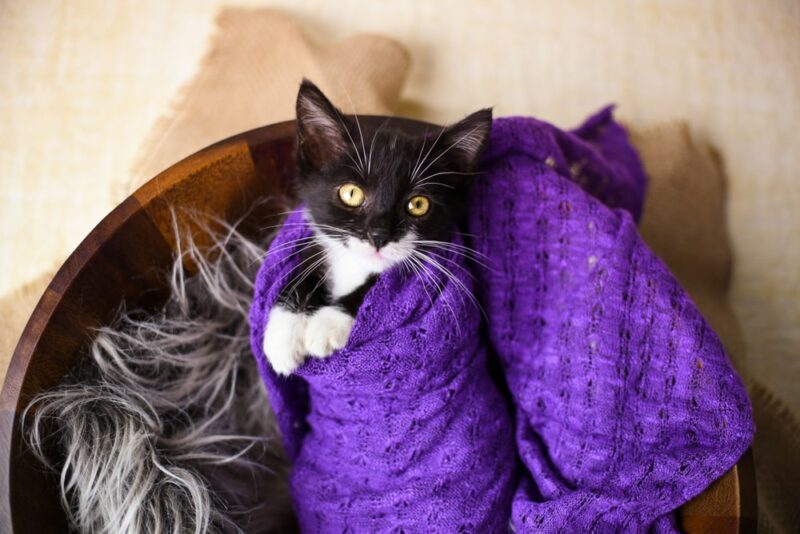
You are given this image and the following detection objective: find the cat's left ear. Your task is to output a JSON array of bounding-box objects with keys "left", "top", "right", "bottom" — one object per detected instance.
[{"left": 439, "top": 108, "right": 493, "bottom": 172}]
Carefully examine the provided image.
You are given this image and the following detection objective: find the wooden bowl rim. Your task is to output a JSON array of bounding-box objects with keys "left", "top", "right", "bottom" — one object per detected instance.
[
  {"left": 0, "top": 115, "right": 434, "bottom": 531},
  {"left": 0, "top": 116, "right": 754, "bottom": 533},
  {"left": 1, "top": 115, "right": 433, "bottom": 413}
]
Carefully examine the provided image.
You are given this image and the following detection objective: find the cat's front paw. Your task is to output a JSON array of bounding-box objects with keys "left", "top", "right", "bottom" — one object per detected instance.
[
  {"left": 304, "top": 306, "right": 354, "bottom": 358},
  {"left": 263, "top": 305, "right": 308, "bottom": 376}
]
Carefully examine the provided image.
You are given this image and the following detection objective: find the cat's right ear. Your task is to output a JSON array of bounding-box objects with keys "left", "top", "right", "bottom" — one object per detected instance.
[{"left": 296, "top": 79, "right": 349, "bottom": 171}]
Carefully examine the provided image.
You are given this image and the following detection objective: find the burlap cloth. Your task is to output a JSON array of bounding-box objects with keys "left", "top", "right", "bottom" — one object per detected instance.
[{"left": 1, "top": 8, "right": 796, "bottom": 533}]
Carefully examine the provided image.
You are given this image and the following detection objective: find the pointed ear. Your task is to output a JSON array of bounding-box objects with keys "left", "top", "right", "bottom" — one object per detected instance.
[
  {"left": 295, "top": 79, "right": 349, "bottom": 170},
  {"left": 439, "top": 108, "right": 493, "bottom": 171}
]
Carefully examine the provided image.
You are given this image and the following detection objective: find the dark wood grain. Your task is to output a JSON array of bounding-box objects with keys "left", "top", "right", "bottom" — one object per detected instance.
[{"left": 0, "top": 117, "right": 755, "bottom": 533}]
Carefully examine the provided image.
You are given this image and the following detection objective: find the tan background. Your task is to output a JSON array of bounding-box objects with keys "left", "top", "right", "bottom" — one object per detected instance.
[{"left": 1, "top": 0, "right": 798, "bottom": 418}]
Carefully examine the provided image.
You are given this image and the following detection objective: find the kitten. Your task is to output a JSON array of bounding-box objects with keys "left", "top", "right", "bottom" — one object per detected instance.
[{"left": 263, "top": 80, "right": 491, "bottom": 375}]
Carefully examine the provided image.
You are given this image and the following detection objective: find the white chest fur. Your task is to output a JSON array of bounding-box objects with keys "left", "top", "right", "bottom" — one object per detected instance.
[
  {"left": 307, "top": 211, "right": 417, "bottom": 298},
  {"left": 326, "top": 251, "right": 378, "bottom": 298}
]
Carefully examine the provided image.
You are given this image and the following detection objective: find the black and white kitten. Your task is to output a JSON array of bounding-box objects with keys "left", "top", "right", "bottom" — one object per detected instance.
[{"left": 263, "top": 80, "right": 492, "bottom": 375}]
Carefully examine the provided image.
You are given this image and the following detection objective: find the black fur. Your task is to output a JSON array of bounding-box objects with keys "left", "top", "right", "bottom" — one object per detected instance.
[{"left": 277, "top": 79, "right": 492, "bottom": 316}]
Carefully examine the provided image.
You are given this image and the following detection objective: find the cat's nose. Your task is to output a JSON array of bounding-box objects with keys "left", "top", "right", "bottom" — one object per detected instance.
[{"left": 367, "top": 231, "right": 388, "bottom": 250}]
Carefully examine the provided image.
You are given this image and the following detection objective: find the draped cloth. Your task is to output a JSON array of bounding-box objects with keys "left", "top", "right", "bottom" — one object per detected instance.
[{"left": 250, "top": 109, "right": 754, "bottom": 532}]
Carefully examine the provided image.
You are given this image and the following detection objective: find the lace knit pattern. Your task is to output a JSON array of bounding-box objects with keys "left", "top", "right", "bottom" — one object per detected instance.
[
  {"left": 249, "top": 108, "right": 754, "bottom": 533},
  {"left": 251, "top": 210, "right": 516, "bottom": 532}
]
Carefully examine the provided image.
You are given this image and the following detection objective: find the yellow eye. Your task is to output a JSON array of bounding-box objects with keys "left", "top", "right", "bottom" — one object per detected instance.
[
  {"left": 338, "top": 183, "right": 365, "bottom": 207},
  {"left": 406, "top": 195, "right": 430, "bottom": 217}
]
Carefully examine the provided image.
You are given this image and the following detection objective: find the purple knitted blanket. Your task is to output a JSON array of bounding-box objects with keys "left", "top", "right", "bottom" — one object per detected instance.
[{"left": 249, "top": 108, "right": 754, "bottom": 532}]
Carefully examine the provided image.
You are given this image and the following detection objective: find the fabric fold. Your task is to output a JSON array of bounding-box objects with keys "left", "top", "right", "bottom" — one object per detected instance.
[{"left": 249, "top": 109, "right": 753, "bottom": 532}]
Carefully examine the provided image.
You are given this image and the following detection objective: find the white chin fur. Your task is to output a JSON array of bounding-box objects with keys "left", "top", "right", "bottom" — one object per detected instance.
[{"left": 311, "top": 223, "right": 416, "bottom": 298}]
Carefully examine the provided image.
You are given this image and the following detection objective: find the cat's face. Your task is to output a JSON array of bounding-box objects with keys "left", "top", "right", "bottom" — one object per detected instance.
[{"left": 294, "top": 80, "right": 492, "bottom": 274}]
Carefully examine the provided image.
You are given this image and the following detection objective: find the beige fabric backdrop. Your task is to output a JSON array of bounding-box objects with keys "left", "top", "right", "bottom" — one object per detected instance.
[
  {"left": 2, "top": 2, "right": 800, "bottom": 531},
  {"left": 1, "top": 0, "right": 798, "bottom": 439}
]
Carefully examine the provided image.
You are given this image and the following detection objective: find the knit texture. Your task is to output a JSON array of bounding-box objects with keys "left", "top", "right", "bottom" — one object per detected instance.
[{"left": 249, "top": 109, "right": 754, "bottom": 532}]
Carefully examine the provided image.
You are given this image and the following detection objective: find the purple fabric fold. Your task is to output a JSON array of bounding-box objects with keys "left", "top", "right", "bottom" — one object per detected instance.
[
  {"left": 249, "top": 212, "right": 517, "bottom": 532},
  {"left": 249, "top": 108, "right": 754, "bottom": 532}
]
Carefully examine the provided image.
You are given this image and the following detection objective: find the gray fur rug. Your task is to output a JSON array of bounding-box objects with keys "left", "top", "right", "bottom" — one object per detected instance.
[
  {"left": 23, "top": 218, "right": 295, "bottom": 533},
  {"left": 23, "top": 213, "right": 800, "bottom": 534}
]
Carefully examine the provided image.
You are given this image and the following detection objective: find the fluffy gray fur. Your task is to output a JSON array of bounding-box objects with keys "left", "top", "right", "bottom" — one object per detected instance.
[{"left": 22, "top": 215, "right": 295, "bottom": 533}]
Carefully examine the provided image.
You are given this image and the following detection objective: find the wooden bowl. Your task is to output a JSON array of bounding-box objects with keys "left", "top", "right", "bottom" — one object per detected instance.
[{"left": 0, "top": 118, "right": 756, "bottom": 533}]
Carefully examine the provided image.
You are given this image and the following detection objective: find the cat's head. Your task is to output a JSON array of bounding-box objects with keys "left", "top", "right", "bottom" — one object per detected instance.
[{"left": 294, "top": 79, "right": 491, "bottom": 274}]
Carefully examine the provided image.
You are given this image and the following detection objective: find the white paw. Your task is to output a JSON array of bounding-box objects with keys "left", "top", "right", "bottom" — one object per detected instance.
[
  {"left": 304, "top": 307, "right": 354, "bottom": 358},
  {"left": 263, "top": 306, "right": 308, "bottom": 376}
]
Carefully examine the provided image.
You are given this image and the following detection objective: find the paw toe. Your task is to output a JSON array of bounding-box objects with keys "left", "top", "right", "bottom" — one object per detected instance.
[
  {"left": 263, "top": 306, "right": 307, "bottom": 375},
  {"left": 305, "top": 307, "right": 354, "bottom": 358}
]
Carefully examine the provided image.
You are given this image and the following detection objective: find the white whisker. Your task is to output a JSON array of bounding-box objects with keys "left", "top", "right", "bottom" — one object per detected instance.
[
  {"left": 422, "top": 249, "right": 480, "bottom": 282},
  {"left": 367, "top": 117, "right": 392, "bottom": 176},
  {"left": 410, "top": 133, "right": 429, "bottom": 182},
  {"left": 411, "top": 126, "right": 447, "bottom": 183},
  {"left": 332, "top": 79, "right": 369, "bottom": 176},
  {"left": 415, "top": 126, "right": 480, "bottom": 180},
  {"left": 264, "top": 245, "right": 327, "bottom": 297},
  {"left": 403, "top": 256, "right": 435, "bottom": 311},
  {"left": 408, "top": 253, "right": 461, "bottom": 335},
  {"left": 283, "top": 248, "right": 330, "bottom": 298},
  {"left": 411, "top": 181, "right": 454, "bottom": 190},
  {"left": 415, "top": 170, "right": 480, "bottom": 187},
  {"left": 413, "top": 250, "right": 487, "bottom": 322},
  {"left": 413, "top": 239, "right": 494, "bottom": 269}
]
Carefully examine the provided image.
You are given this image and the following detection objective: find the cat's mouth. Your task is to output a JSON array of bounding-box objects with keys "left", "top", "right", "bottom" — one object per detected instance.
[
  {"left": 343, "top": 235, "right": 415, "bottom": 272},
  {"left": 306, "top": 215, "right": 416, "bottom": 274}
]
